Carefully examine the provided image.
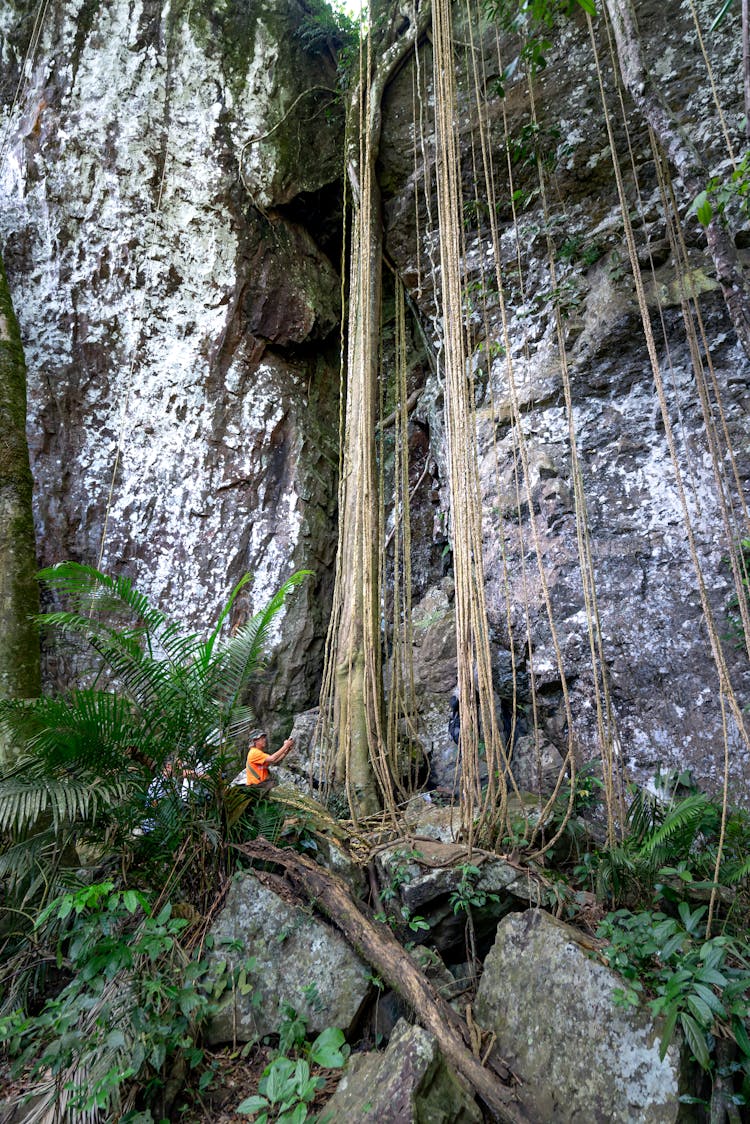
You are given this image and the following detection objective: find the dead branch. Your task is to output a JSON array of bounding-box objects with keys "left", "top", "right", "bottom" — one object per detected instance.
[{"left": 234, "top": 837, "right": 536, "bottom": 1124}]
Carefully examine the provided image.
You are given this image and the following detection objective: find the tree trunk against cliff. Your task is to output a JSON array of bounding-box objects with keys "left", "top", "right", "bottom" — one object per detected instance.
[
  {"left": 0, "top": 252, "right": 40, "bottom": 745},
  {"left": 333, "top": 178, "right": 383, "bottom": 817},
  {"left": 604, "top": 0, "right": 750, "bottom": 358},
  {"left": 329, "top": 2, "right": 430, "bottom": 818}
]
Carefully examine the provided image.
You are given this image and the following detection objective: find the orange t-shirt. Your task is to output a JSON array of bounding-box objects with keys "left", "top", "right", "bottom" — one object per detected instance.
[{"left": 246, "top": 747, "right": 270, "bottom": 785}]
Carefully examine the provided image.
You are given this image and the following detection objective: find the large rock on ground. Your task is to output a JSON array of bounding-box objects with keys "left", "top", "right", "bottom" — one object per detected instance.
[
  {"left": 376, "top": 838, "right": 542, "bottom": 956},
  {"left": 323, "top": 1018, "right": 482, "bottom": 1123},
  {"left": 475, "top": 910, "right": 686, "bottom": 1123},
  {"left": 206, "top": 870, "right": 370, "bottom": 1045}
]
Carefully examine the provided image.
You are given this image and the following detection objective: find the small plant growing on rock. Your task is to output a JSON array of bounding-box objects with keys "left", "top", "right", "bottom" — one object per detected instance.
[{"left": 723, "top": 537, "right": 750, "bottom": 649}]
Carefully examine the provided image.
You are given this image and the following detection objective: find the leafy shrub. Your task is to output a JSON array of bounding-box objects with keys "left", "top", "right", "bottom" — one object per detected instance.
[
  {"left": 0, "top": 884, "right": 227, "bottom": 1120},
  {"left": 597, "top": 904, "right": 750, "bottom": 1078},
  {"left": 237, "top": 1025, "right": 348, "bottom": 1122}
]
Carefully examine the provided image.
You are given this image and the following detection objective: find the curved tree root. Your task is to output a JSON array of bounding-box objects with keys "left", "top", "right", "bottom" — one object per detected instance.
[{"left": 235, "top": 837, "right": 536, "bottom": 1124}]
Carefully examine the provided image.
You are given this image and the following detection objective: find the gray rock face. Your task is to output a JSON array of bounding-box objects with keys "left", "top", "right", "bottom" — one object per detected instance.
[
  {"left": 378, "top": 0, "right": 750, "bottom": 795},
  {"left": 323, "top": 1018, "right": 482, "bottom": 1124},
  {"left": 377, "top": 837, "right": 540, "bottom": 954},
  {"left": 0, "top": 0, "right": 343, "bottom": 714},
  {"left": 206, "top": 870, "right": 370, "bottom": 1045},
  {"left": 475, "top": 910, "right": 686, "bottom": 1123}
]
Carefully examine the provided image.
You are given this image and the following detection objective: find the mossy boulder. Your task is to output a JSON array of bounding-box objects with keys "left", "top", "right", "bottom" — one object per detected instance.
[
  {"left": 475, "top": 910, "right": 688, "bottom": 1123},
  {"left": 205, "top": 870, "right": 370, "bottom": 1045},
  {"left": 324, "top": 1018, "right": 482, "bottom": 1123}
]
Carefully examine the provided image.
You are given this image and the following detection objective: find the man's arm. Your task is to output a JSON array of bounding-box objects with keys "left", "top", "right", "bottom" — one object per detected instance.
[{"left": 265, "top": 738, "right": 294, "bottom": 765}]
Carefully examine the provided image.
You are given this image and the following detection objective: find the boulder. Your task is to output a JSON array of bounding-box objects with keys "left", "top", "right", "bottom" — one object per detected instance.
[
  {"left": 322, "top": 1019, "right": 482, "bottom": 1123},
  {"left": 205, "top": 870, "right": 370, "bottom": 1045},
  {"left": 475, "top": 910, "right": 687, "bottom": 1123},
  {"left": 404, "top": 794, "right": 463, "bottom": 843},
  {"left": 376, "top": 838, "right": 540, "bottom": 955},
  {"left": 371, "top": 947, "right": 469, "bottom": 1043}
]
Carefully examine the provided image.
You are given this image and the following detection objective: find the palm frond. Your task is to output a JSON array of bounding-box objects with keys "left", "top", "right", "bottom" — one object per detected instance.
[
  {"left": 722, "top": 854, "right": 750, "bottom": 884},
  {"left": 203, "top": 571, "right": 254, "bottom": 661},
  {"left": 1, "top": 691, "right": 147, "bottom": 772},
  {"left": 211, "top": 571, "right": 311, "bottom": 715},
  {"left": 38, "top": 562, "right": 168, "bottom": 636},
  {"left": 0, "top": 772, "right": 130, "bottom": 835},
  {"left": 637, "top": 792, "right": 715, "bottom": 858},
  {"left": 12, "top": 972, "right": 137, "bottom": 1124},
  {"left": 626, "top": 785, "right": 664, "bottom": 842}
]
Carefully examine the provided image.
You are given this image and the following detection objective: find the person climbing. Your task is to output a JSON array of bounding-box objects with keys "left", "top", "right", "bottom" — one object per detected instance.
[{"left": 245, "top": 729, "right": 295, "bottom": 789}]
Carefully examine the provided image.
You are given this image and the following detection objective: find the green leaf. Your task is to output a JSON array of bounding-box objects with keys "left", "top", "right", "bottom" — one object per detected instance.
[
  {"left": 710, "top": 0, "right": 735, "bottom": 31},
  {"left": 575, "top": 0, "right": 596, "bottom": 12},
  {"left": 122, "top": 890, "right": 139, "bottom": 915},
  {"left": 236, "top": 1095, "right": 269, "bottom": 1114},
  {"left": 277, "top": 1105, "right": 307, "bottom": 1124},
  {"left": 693, "top": 192, "right": 713, "bottom": 226},
  {"left": 262, "top": 1057, "right": 296, "bottom": 1104},
  {"left": 680, "top": 1012, "right": 711, "bottom": 1070},
  {"left": 733, "top": 1016, "right": 750, "bottom": 1057},
  {"left": 659, "top": 1006, "right": 678, "bottom": 1060},
  {"left": 686, "top": 994, "right": 713, "bottom": 1027},
  {"left": 309, "top": 1026, "right": 347, "bottom": 1068},
  {"left": 150, "top": 1042, "right": 166, "bottom": 1070},
  {"left": 695, "top": 966, "right": 728, "bottom": 987},
  {"left": 659, "top": 934, "right": 685, "bottom": 962}
]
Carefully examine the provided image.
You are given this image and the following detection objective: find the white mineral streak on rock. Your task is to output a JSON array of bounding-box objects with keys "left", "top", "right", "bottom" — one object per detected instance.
[
  {"left": 0, "top": 0, "right": 336, "bottom": 681},
  {"left": 377, "top": 0, "right": 750, "bottom": 792}
]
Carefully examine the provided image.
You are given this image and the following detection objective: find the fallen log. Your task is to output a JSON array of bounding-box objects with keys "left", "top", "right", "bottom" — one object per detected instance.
[{"left": 234, "top": 837, "right": 535, "bottom": 1124}]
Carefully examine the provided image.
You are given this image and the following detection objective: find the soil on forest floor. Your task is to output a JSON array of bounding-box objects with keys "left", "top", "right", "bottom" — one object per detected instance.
[
  {"left": 177, "top": 1042, "right": 344, "bottom": 1122},
  {"left": 0, "top": 1045, "right": 343, "bottom": 1123}
]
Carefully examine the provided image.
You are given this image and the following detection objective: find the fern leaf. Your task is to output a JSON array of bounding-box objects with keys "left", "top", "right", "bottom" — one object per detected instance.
[{"left": 638, "top": 793, "right": 714, "bottom": 858}]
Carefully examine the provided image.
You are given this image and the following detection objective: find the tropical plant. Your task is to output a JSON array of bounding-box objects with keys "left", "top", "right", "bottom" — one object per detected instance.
[
  {"left": 0, "top": 883, "right": 228, "bottom": 1123},
  {"left": 723, "top": 537, "right": 750, "bottom": 649},
  {"left": 597, "top": 904, "right": 750, "bottom": 1089},
  {"left": 0, "top": 563, "right": 309, "bottom": 998},
  {"left": 692, "top": 153, "right": 750, "bottom": 230},
  {"left": 237, "top": 1025, "right": 348, "bottom": 1121},
  {"left": 570, "top": 773, "right": 723, "bottom": 906}
]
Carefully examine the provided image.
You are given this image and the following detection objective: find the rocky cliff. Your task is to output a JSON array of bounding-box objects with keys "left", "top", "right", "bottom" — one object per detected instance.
[
  {"left": 0, "top": 0, "right": 345, "bottom": 722},
  {"left": 1, "top": 0, "right": 748, "bottom": 793}
]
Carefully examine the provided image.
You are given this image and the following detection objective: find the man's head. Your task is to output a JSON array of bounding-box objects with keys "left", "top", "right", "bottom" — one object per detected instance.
[{"left": 249, "top": 730, "right": 268, "bottom": 750}]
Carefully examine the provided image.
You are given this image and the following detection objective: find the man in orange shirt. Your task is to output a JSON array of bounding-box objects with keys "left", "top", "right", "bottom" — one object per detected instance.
[{"left": 245, "top": 730, "right": 295, "bottom": 788}]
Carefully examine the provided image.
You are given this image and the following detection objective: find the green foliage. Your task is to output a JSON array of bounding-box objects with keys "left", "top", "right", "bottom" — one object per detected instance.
[
  {"left": 571, "top": 770, "right": 727, "bottom": 906},
  {"left": 0, "top": 564, "right": 309, "bottom": 1016},
  {"left": 484, "top": 0, "right": 596, "bottom": 93},
  {"left": 450, "top": 863, "right": 500, "bottom": 914},
  {"left": 724, "top": 537, "right": 750, "bottom": 648},
  {"left": 295, "top": 0, "right": 359, "bottom": 91},
  {"left": 238, "top": 1024, "right": 348, "bottom": 1121},
  {"left": 0, "top": 562, "right": 308, "bottom": 821},
  {"left": 597, "top": 905, "right": 750, "bottom": 1077},
  {"left": 691, "top": 152, "right": 750, "bottom": 228},
  {"left": 710, "top": 0, "right": 736, "bottom": 29},
  {"left": 532, "top": 276, "right": 583, "bottom": 319},
  {"left": 373, "top": 848, "right": 430, "bottom": 936},
  {"left": 0, "top": 885, "right": 226, "bottom": 1120},
  {"left": 558, "top": 234, "right": 604, "bottom": 267},
  {"left": 506, "top": 121, "right": 566, "bottom": 172}
]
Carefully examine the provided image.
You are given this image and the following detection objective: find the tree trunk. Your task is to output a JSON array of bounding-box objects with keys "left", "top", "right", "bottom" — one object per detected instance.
[
  {"left": 604, "top": 0, "right": 750, "bottom": 358},
  {"left": 330, "top": 2, "right": 430, "bottom": 819},
  {"left": 0, "top": 252, "right": 40, "bottom": 733},
  {"left": 236, "top": 837, "right": 536, "bottom": 1124}
]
